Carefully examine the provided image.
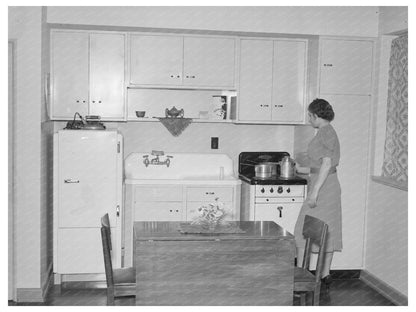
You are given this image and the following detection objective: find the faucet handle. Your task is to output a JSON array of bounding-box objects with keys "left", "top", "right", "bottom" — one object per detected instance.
[{"left": 151, "top": 150, "right": 164, "bottom": 156}]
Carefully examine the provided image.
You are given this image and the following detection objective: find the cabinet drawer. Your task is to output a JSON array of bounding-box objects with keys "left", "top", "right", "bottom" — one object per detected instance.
[
  {"left": 134, "top": 202, "right": 183, "bottom": 221},
  {"left": 187, "top": 187, "right": 233, "bottom": 202},
  {"left": 186, "top": 201, "right": 234, "bottom": 222},
  {"left": 135, "top": 186, "right": 183, "bottom": 202}
]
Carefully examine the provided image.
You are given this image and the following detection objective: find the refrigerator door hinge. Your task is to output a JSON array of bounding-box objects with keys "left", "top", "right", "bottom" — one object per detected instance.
[
  {"left": 117, "top": 142, "right": 120, "bottom": 153},
  {"left": 116, "top": 205, "right": 120, "bottom": 217}
]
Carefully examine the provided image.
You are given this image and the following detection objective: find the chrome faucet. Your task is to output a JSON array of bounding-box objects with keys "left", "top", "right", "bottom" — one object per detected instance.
[{"left": 143, "top": 150, "right": 173, "bottom": 167}]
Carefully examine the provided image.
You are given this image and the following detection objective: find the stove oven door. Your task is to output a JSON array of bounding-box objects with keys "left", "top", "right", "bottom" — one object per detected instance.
[{"left": 254, "top": 202, "right": 302, "bottom": 234}]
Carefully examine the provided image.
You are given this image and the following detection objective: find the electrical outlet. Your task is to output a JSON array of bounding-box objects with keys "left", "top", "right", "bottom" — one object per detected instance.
[{"left": 211, "top": 137, "right": 219, "bottom": 149}]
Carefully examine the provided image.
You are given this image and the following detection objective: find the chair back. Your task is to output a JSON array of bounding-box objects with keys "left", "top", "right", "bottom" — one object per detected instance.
[
  {"left": 101, "top": 213, "right": 114, "bottom": 287},
  {"left": 301, "top": 215, "right": 328, "bottom": 283}
]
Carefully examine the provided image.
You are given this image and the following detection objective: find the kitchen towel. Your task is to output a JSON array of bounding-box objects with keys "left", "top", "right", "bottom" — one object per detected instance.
[{"left": 158, "top": 117, "right": 192, "bottom": 136}]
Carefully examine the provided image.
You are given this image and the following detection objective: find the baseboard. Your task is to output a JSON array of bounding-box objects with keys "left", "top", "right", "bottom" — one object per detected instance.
[
  {"left": 16, "top": 288, "right": 44, "bottom": 303},
  {"left": 15, "top": 264, "right": 54, "bottom": 303},
  {"left": 309, "top": 269, "right": 361, "bottom": 279},
  {"left": 360, "top": 270, "right": 408, "bottom": 306}
]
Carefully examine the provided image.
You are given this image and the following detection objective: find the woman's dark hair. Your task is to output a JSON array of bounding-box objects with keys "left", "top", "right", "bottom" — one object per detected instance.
[{"left": 308, "top": 98, "right": 335, "bottom": 121}]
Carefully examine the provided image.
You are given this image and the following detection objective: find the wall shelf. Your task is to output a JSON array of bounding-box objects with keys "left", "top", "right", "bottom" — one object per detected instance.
[{"left": 127, "top": 117, "right": 235, "bottom": 123}]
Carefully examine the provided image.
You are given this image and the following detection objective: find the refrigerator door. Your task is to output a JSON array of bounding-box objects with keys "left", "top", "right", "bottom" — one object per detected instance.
[{"left": 58, "top": 130, "right": 119, "bottom": 228}]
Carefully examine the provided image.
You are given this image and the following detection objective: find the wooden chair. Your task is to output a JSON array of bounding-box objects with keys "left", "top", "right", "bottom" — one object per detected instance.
[
  {"left": 294, "top": 215, "right": 328, "bottom": 306},
  {"left": 101, "top": 213, "right": 136, "bottom": 305}
]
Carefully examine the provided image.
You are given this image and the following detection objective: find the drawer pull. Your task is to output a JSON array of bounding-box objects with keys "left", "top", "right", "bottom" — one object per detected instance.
[
  {"left": 64, "top": 179, "right": 79, "bottom": 183},
  {"left": 205, "top": 192, "right": 215, "bottom": 195}
]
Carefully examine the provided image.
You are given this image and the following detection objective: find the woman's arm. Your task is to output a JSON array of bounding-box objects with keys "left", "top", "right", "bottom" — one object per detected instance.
[{"left": 307, "top": 156, "right": 332, "bottom": 208}]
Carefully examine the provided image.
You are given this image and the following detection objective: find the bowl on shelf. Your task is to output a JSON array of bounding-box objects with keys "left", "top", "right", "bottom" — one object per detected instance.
[{"left": 135, "top": 111, "right": 146, "bottom": 118}]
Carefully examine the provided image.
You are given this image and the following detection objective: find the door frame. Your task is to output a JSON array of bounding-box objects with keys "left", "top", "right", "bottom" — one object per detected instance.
[{"left": 8, "top": 39, "right": 16, "bottom": 301}]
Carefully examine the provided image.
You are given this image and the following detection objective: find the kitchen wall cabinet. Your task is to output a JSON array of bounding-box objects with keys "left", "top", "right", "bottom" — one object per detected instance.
[
  {"left": 238, "top": 38, "right": 307, "bottom": 124},
  {"left": 50, "top": 30, "right": 126, "bottom": 120},
  {"left": 319, "top": 39, "right": 374, "bottom": 95},
  {"left": 129, "top": 34, "right": 236, "bottom": 89}
]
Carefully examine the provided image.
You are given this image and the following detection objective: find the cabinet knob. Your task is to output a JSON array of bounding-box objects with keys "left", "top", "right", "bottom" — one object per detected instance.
[
  {"left": 92, "top": 101, "right": 95, "bottom": 103},
  {"left": 83, "top": 100, "right": 86, "bottom": 103},
  {"left": 170, "top": 75, "right": 174, "bottom": 78},
  {"left": 76, "top": 100, "right": 80, "bottom": 103},
  {"left": 260, "top": 188, "right": 265, "bottom": 193},
  {"left": 98, "top": 100, "right": 102, "bottom": 103}
]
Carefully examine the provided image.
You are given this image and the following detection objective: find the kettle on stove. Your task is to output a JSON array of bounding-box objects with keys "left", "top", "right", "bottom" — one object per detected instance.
[{"left": 279, "top": 156, "right": 296, "bottom": 179}]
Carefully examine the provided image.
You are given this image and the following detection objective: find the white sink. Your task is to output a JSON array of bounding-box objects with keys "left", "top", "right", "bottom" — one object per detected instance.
[{"left": 124, "top": 152, "right": 241, "bottom": 185}]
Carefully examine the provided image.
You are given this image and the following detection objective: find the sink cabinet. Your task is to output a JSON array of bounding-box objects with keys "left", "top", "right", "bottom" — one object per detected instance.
[{"left": 123, "top": 182, "right": 241, "bottom": 266}]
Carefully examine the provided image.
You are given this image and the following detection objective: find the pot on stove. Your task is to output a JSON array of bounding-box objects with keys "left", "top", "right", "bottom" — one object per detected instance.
[{"left": 255, "top": 162, "right": 278, "bottom": 178}]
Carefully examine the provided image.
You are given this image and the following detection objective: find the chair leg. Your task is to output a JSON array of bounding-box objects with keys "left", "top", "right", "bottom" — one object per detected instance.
[
  {"left": 107, "top": 287, "right": 115, "bottom": 306},
  {"left": 313, "top": 287, "right": 321, "bottom": 306},
  {"left": 300, "top": 293, "right": 306, "bottom": 306}
]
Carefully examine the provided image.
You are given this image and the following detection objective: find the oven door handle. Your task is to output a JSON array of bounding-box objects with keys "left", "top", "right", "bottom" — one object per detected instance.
[{"left": 276, "top": 206, "right": 283, "bottom": 218}]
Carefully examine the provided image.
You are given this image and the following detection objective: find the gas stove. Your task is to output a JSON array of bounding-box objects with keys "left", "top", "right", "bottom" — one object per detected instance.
[
  {"left": 238, "top": 152, "right": 307, "bottom": 185},
  {"left": 239, "top": 152, "right": 308, "bottom": 233}
]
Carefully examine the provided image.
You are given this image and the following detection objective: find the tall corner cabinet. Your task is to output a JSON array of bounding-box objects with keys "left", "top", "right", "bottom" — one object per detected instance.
[{"left": 318, "top": 37, "right": 375, "bottom": 269}]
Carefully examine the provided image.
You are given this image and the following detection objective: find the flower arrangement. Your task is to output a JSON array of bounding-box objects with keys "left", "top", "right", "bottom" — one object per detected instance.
[{"left": 191, "top": 198, "right": 227, "bottom": 231}]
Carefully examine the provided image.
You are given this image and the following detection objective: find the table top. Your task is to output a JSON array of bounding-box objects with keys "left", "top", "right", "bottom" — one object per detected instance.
[{"left": 134, "top": 221, "right": 294, "bottom": 241}]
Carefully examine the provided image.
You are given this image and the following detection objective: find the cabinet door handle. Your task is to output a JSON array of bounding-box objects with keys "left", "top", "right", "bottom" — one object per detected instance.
[{"left": 64, "top": 179, "right": 79, "bottom": 183}]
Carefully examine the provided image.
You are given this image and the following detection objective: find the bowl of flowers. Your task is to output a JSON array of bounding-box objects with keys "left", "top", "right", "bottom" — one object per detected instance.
[{"left": 191, "top": 198, "right": 227, "bottom": 231}]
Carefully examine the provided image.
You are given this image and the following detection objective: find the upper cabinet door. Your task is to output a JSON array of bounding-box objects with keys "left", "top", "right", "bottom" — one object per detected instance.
[
  {"left": 130, "top": 35, "right": 183, "bottom": 85},
  {"left": 272, "top": 40, "right": 307, "bottom": 123},
  {"left": 183, "top": 37, "right": 236, "bottom": 88},
  {"left": 51, "top": 31, "right": 89, "bottom": 118},
  {"left": 319, "top": 39, "right": 374, "bottom": 95},
  {"left": 89, "top": 33, "right": 125, "bottom": 119},
  {"left": 238, "top": 39, "right": 273, "bottom": 121}
]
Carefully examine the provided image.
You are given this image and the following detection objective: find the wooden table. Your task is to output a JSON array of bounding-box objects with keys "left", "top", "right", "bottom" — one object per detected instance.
[{"left": 133, "top": 221, "right": 295, "bottom": 305}]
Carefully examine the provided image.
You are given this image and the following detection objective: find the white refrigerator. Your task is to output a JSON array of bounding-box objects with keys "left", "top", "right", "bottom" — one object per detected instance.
[{"left": 53, "top": 130, "right": 123, "bottom": 275}]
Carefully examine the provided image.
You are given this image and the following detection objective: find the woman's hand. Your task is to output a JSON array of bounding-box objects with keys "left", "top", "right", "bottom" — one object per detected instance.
[{"left": 307, "top": 193, "right": 318, "bottom": 208}]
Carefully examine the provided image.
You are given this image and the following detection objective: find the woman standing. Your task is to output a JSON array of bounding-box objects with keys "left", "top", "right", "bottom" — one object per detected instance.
[{"left": 294, "top": 98, "right": 342, "bottom": 288}]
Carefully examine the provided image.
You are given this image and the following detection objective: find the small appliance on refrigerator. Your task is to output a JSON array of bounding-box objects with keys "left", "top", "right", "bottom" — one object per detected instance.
[{"left": 53, "top": 130, "right": 123, "bottom": 276}]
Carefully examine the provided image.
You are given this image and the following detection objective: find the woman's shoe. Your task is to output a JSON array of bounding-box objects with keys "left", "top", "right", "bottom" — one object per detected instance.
[{"left": 321, "top": 275, "right": 333, "bottom": 292}]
